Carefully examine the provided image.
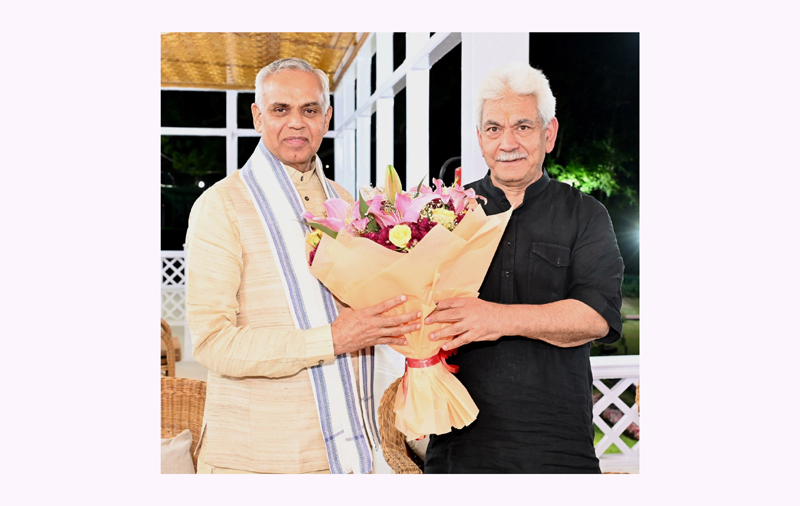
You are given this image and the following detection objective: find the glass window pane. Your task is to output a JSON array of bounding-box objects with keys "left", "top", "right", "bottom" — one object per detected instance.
[
  {"left": 161, "top": 90, "right": 226, "bottom": 128},
  {"left": 238, "top": 136, "right": 260, "bottom": 168},
  {"left": 237, "top": 92, "right": 256, "bottom": 129},
  {"left": 161, "top": 135, "right": 226, "bottom": 250},
  {"left": 318, "top": 138, "right": 334, "bottom": 181},
  {"left": 429, "top": 43, "right": 461, "bottom": 185},
  {"left": 329, "top": 94, "right": 336, "bottom": 131}
]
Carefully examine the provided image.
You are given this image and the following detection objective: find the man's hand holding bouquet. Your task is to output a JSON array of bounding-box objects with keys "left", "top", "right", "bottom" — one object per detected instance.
[{"left": 303, "top": 166, "right": 512, "bottom": 439}]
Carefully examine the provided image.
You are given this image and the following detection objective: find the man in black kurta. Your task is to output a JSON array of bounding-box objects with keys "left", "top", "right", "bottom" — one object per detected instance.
[{"left": 422, "top": 62, "right": 624, "bottom": 473}]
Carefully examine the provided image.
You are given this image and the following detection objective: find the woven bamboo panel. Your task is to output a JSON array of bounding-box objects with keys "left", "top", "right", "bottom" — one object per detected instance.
[{"left": 161, "top": 32, "right": 358, "bottom": 91}]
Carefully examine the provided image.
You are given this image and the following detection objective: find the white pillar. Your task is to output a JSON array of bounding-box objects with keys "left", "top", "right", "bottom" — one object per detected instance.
[
  {"left": 405, "top": 32, "right": 430, "bottom": 190},
  {"left": 339, "top": 68, "right": 357, "bottom": 195},
  {"left": 375, "top": 33, "right": 394, "bottom": 182},
  {"left": 356, "top": 38, "right": 373, "bottom": 195},
  {"left": 460, "top": 33, "right": 529, "bottom": 185},
  {"left": 333, "top": 86, "right": 345, "bottom": 187},
  {"left": 226, "top": 90, "right": 238, "bottom": 175}
]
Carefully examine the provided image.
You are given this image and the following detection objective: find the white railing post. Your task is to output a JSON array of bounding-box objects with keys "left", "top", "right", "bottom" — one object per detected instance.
[
  {"left": 375, "top": 33, "right": 394, "bottom": 179},
  {"left": 460, "top": 33, "right": 529, "bottom": 185},
  {"left": 226, "top": 90, "right": 238, "bottom": 174},
  {"left": 405, "top": 32, "right": 430, "bottom": 189},
  {"left": 340, "top": 67, "right": 357, "bottom": 196},
  {"left": 356, "top": 36, "right": 375, "bottom": 193},
  {"left": 333, "top": 85, "right": 345, "bottom": 187}
]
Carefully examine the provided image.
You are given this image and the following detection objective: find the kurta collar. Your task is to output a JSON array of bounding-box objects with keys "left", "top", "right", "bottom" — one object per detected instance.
[
  {"left": 258, "top": 139, "right": 320, "bottom": 187},
  {"left": 283, "top": 157, "right": 319, "bottom": 187},
  {"left": 479, "top": 168, "right": 552, "bottom": 209}
]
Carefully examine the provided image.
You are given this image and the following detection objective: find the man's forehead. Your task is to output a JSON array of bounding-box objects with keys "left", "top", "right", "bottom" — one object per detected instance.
[
  {"left": 262, "top": 71, "right": 324, "bottom": 102},
  {"left": 482, "top": 112, "right": 538, "bottom": 127},
  {"left": 482, "top": 94, "right": 539, "bottom": 123},
  {"left": 266, "top": 98, "right": 323, "bottom": 108}
]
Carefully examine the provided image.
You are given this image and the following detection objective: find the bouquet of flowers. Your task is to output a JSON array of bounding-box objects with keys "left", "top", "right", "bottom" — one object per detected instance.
[{"left": 303, "top": 165, "right": 512, "bottom": 439}]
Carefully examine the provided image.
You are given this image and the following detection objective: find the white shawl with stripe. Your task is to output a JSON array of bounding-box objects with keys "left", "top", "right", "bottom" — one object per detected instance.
[{"left": 239, "top": 140, "right": 379, "bottom": 474}]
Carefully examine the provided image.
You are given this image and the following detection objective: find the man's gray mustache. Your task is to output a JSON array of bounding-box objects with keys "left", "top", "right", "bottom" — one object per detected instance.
[{"left": 496, "top": 152, "right": 527, "bottom": 162}]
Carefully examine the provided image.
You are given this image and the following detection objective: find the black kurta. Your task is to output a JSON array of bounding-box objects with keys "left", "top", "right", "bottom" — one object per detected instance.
[{"left": 424, "top": 170, "right": 624, "bottom": 474}]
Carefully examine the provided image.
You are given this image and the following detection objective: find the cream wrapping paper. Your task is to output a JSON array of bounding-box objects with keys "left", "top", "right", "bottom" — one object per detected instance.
[{"left": 309, "top": 203, "right": 513, "bottom": 439}]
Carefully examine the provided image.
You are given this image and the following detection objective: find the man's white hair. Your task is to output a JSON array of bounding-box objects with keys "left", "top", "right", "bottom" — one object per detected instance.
[
  {"left": 474, "top": 62, "right": 556, "bottom": 129},
  {"left": 254, "top": 57, "right": 330, "bottom": 112}
]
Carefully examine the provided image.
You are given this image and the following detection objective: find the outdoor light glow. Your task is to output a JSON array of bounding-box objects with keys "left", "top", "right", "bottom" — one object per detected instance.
[
  {"left": 198, "top": 181, "right": 205, "bottom": 188},
  {"left": 325, "top": 165, "right": 330, "bottom": 169}
]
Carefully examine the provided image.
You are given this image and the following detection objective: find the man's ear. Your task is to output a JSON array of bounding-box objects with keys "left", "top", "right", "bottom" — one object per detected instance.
[
  {"left": 545, "top": 117, "right": 559, "bottom": 153},
  {"left": 476, "top": 126, "right": 483, "bottom": 152},
  {"left": 251, "top": 103, "right": 262, "bottom": 133}
]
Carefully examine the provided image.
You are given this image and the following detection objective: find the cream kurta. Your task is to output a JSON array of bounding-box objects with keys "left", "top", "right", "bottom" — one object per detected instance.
[{"left": 186, "top": 159, "right": 357, "bottom": 473}]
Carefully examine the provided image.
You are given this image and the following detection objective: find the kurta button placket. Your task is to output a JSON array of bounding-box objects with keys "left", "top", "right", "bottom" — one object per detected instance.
[{"left": 500, "top": 212, "right": 516, "bottom": 304}]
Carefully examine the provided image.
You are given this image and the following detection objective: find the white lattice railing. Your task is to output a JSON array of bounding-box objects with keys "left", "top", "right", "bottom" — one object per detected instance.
[
  {"left": 161, "top": 250, "right": 190, "bottom": 359},
  {"left": 161, "top": 251, "right": 186, "bottom": 325},
  {"left": 161, "top": 250, "right": 186, "bottom": 287},
  {"left": 161, "top": 288, "right": 186, "bottom": 325},
  {"left": 591, "top": 355, "right": 640, "bottom": 473}
]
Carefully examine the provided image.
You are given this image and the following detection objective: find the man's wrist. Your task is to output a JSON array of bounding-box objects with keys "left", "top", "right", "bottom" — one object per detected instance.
[
  {"left": 501, "top": 303, "right": 535, "bottom": 339},
  {"left": 494, "top": 302, "right": 514, "bottom": 338}
]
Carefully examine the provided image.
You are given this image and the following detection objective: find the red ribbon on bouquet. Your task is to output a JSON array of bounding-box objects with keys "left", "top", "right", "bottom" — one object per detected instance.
[{"left": 402, "top": 348, "right": 459, "bottom": 399}]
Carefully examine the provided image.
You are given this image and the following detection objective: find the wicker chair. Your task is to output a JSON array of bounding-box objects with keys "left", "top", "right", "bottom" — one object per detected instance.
[
  {"left": 378, "top": 377, "right": 424, "bottom": 474},
  {"left": 161, "top": 377, "right": 207, "bottom": 471},
  {"left": 161, "top": 319, "right": 180, "bottom": 377}
]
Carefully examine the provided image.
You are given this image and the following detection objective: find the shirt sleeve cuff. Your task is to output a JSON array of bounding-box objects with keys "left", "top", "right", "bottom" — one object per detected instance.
[
  {"left": 569, "top": 290, "right": 623, "bottom": 344},
  {"left": 305, "top": 324, "right": 336, "bottom": 365}
]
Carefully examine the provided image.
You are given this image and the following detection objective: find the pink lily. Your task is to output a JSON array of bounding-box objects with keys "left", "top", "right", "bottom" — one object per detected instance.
[
  {"left": 431, "top": 178, "right": 480, "bottom": 214},
  {"left": 409, "top": 183, "right": 434, "bottom": 196},
  {"left": 366, "top": 194, "right": 386, "bottom": 216},
  {"left": 301, "top": 198, "right": 368, "bottom": 233},
  {"left": 371, "top": 191, "right": 440, "bottom": 228}
]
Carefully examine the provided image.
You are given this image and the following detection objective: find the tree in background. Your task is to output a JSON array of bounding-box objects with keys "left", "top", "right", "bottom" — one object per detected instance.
[{"left": 546, "top": 138, "right": 637, "bottom": 206}]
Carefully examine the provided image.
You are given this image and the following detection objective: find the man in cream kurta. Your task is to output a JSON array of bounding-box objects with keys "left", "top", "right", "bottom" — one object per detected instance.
[{"left": 186, "top": 58, "right": 420, "bottom": 474}]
